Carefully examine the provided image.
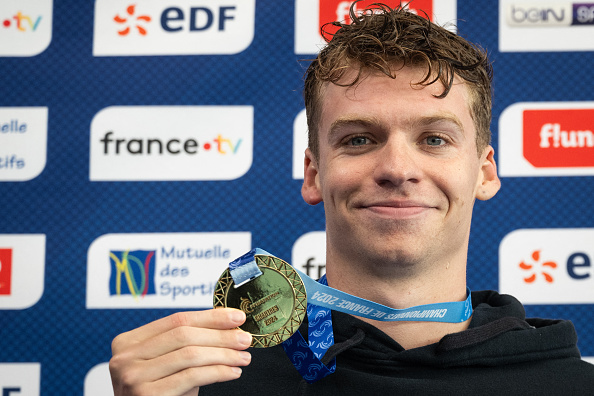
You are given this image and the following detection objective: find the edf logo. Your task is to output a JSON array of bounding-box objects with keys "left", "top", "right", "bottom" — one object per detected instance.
[
  {"left": 160, "top": 6, "right": 237, "bottom": 32},
  {"left": 499, "top": 228, "right": 594, "bottom": 304},
  {"left": 93, "top": 0, "right": 255, "bottom": 56}
]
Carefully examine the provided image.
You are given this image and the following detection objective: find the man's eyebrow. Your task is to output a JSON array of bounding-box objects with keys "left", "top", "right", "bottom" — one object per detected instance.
[
  {"left": 327, "top": 117, "right": 381, "bottom": 140},
  {"left": 411, "top": 112, "right": 465, "bottom": 133}
]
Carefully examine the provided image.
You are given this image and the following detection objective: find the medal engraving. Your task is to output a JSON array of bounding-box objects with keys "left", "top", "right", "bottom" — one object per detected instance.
[{"left": 213, "top": 254, "right": 307, "bottom": 348}]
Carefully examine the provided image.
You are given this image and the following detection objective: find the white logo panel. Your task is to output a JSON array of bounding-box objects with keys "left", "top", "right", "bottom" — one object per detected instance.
[
  {"left": 0, "top": 107, "right": 48, "bottom": 181},
  {"left": 499, "top": 101, "right": 594, "bottom": 177},
  {"left": 292, "top": 109, "right": 308, "bottom": 180},
  {"left": 500, "top": 0, "right": 594, "bottom": 52},
  {"left": 86, "top": 232, "right": 251, "bottom": 308},
  {"left": 84, "top": 363, "right": 113, "bottom": 396},
  {"left": 90, "top": 106, "right": 253, "bottom": 181},
  {"left": 0, "top": 234, "right": 45, "bottom": 310},
  {"left": 93, "top": 0, "right": 255, "bottom": 56},
  {"left": 292, "top": 231, "right": 326, "bottom": 279},
  {"left": 0, "top": 0, "right": 52, "bottom": 57},
  {"left": 0, "top": 363, "right": 41, "bottom": 395},
  {"left": 500, "top": 228, "right": 594, "bottom": 304},
  {"left": 294, "top": 0, "right": 457, "bottom": 54}
]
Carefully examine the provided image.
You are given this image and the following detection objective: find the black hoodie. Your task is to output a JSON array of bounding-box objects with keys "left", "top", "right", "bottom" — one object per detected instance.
[{"left": 201, "top": 290, "right": 594, "bottom": 395}]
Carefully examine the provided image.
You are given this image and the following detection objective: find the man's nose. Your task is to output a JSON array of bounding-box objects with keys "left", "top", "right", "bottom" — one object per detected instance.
[{"left": 372, "top": 137, "right": 421, "bottom": 187}]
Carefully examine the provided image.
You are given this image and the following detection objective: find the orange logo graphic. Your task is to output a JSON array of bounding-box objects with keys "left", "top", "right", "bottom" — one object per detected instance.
[
  {"left": 114, "top": 5, "right": 151, "bottom": 36},
  {"left": 519, "top": 250, "right": 557, "bottom": 283}
]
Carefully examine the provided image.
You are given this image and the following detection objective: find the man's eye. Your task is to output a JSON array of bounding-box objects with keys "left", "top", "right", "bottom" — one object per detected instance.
[
  {"left": 426, "top": 136, "right": 446, "bottom": 146},
  {"left": 350, "top": 136, "right": 369, "bottom": 146}
]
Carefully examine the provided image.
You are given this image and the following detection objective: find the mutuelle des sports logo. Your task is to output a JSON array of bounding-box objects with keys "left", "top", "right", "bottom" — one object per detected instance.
[
  {"left": 109, "top": 250, "right": 156, "bottom": 298},
  {"left": 87, "top": 232, "right": 251, "bottom": 308},
  {"left": 500, "top": 0, "right": 594, "bottom": 51},
  {"left": 0, "top": 107, "right": 48, "bottom": 182},
  {"left": 0, "top": 0, "right": 52, "bottom": 57},
  {"left": 500, "top": 228, "right": 594, "bottom": 304},
  {"left": 0, "top": 234, "right": 45, "bottom": 310},
  {"left": 295, "top": 0, "right": 457, "bottom": 54},
  {"left": 93, "top": 0, "right": 255, "bottom": 56},
  {"left": 499, "top": 101, "right": 594, "bottom": 177},
  {"left": 89, "top": 106, "right": 253, "bottom": 181}
]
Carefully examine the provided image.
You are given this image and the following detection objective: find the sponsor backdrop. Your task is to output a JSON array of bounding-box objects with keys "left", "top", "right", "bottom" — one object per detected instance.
[{"left": 1, "top": 0, "right": 593, "bottom": 393}]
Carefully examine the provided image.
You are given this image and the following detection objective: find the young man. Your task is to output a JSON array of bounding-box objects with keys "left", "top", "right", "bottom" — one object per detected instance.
[{"left": 109, "top": 4, "right": 594, "bottom": 395}]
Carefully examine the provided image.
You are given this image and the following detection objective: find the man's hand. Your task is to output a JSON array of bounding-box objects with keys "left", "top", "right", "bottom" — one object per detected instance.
[{"left": 109, "top": 308, "right": 252, "bottom": 396}]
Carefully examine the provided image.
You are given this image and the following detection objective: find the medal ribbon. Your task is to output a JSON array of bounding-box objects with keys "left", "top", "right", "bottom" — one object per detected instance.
[
  {"left": 281, "top": 275, "right": 336, "bottom": 384},
  {"left": 227, "top": 248, "right": 473, "bottom": 383}
]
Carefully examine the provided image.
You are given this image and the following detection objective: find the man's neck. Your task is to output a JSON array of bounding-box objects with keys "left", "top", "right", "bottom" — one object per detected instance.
[{"left": 325, "top": 252, "right": 471, "bottom": 350}]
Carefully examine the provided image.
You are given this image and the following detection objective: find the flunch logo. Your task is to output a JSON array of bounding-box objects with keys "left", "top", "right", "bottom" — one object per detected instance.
[
  {"left": 109, "top": 250, "right": 156, "bottom": 297},
  {"left": 499, "top": 102, "right": 594, "bottom": 176},
  {"left": 295, "top": 0, "right": 456, "bottom": 54},
  {"left": 500, "top": 228, "right": 594, "bottom": 304},
  {"left": 89, "top": 106, "right": 253, "bottom": 181},
  {"left": 93, "top": 0, "right": 255, "bottom": 56},
  {"left": 0, "top": 248, "right": 12, "bottom": 295},
  {"left": 523, "top": 109, "right": 594, "bottom": 167},
  {"left": 519, "top": 250, "right": 558, "bottom": 283},
  {"left": 320, "top": 0, "right": 430, "bottom": 35},
  {"left": 114, "top": 4, "right": 151, "bottom": 36}
]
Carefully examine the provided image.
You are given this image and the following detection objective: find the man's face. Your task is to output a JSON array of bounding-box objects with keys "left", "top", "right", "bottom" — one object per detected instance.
[{"left": 302, "top": 66, "right": 500, "bottom": 270}]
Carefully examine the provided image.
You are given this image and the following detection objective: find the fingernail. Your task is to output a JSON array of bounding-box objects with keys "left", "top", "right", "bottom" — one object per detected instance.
[
  {"left": 231, "top": 310, "right": 246, "bottom": 324},
  {"left": 231, "top": 367, "right": 242, "bottom": 376},
  {"left": 237, "top": 331, "right": 252, "bottom": 346},
  {"left": 239, "top": 351, "right": 251, "bottom": 363}
]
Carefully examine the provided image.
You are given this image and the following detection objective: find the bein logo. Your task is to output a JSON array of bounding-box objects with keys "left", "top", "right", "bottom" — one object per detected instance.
[
  {"left": 506, "top": 2, "right": 594, "bottom": 26},
  {"left": 109, "top": 250, "right": 156, "bottom": 297},
  {"left": 523, "top": 109, "right": 594, "bottom": 167}
]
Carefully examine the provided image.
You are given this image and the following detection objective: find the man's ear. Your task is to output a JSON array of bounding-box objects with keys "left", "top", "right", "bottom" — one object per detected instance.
[
  {"left": 476, "top": 145, "right": 501, "bottom": 201},
  {"left": 301, "top": 148, "right": 323, "bottom": 205}
]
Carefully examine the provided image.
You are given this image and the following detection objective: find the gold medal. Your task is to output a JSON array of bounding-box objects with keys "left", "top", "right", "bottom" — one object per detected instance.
[{"left": 213, "top": 254, "right": 307, "bottom": 348}]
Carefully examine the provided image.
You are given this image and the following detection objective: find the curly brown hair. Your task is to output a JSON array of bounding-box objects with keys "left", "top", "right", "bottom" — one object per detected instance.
[{"left": 303, "top": 1, "right": 493, "bottom": 159}]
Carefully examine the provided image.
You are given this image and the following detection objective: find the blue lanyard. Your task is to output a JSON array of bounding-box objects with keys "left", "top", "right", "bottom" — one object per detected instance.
[
  {"left": 228, "top": 248, "right": 473, "bottom": 383},
  {"left": 282, "top": 275, "right": 336, "bottom": 383}
]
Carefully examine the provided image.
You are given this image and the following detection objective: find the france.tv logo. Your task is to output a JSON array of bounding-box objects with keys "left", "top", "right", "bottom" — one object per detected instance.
[
  {"left": 0, "top": 0, "right": 52, "bottom": 57},
  {"left": 109, "top": 250, "right": 156, "bottom": 297}
]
